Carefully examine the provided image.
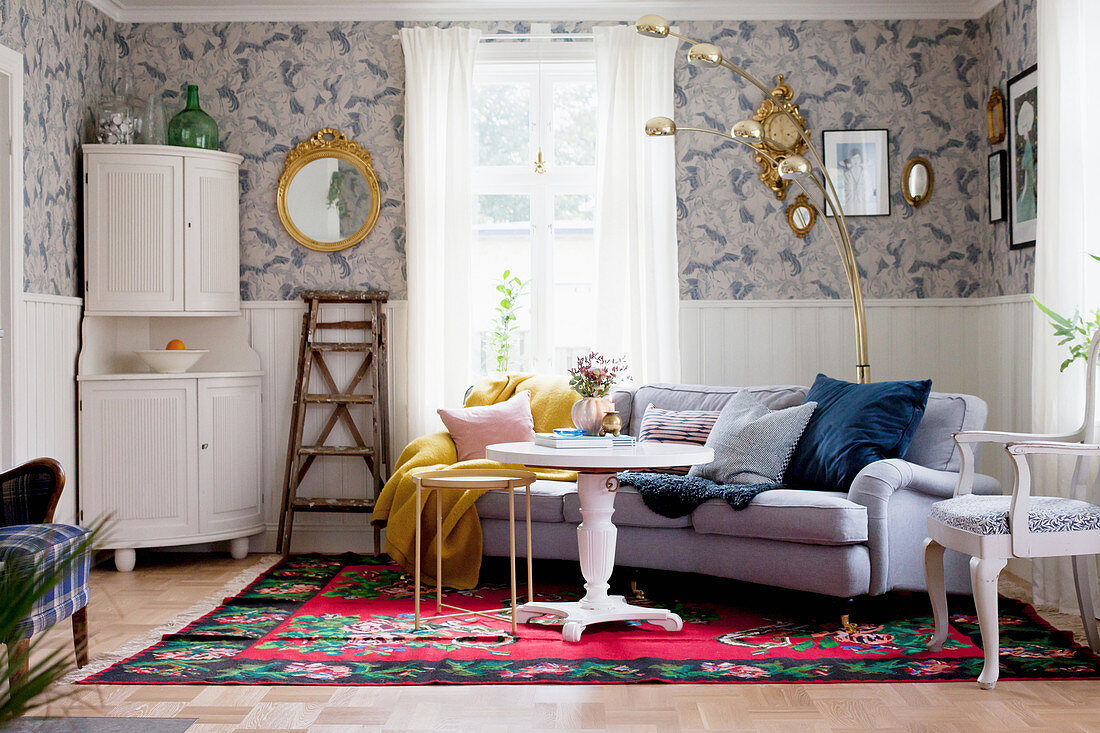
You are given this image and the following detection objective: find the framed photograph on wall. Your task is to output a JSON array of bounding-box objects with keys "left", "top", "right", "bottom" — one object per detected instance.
[
  {"left": 1007, "top": 64, "right": 1037, "bottom": 248},
  {"left": 822, "top": 129, "right": 890, "bottom": 217},
  {"left": 988, "top": 150, "right": 1007, "bottom": 223}
]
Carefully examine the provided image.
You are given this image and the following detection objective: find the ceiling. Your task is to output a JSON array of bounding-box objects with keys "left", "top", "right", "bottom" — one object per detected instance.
[{"left": 84, "top": 0, "right": 1003, "bottom": 23}]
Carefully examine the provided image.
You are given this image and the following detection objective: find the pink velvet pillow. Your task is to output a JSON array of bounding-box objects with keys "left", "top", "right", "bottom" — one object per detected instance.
[{"left": 437, "top": 391, "right": 536, "bottom": 461}]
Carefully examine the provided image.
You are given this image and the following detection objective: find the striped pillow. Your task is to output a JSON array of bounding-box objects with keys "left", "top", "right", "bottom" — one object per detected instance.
[{"left": 637, "top": 404, "right": 721, "bottom": 474}]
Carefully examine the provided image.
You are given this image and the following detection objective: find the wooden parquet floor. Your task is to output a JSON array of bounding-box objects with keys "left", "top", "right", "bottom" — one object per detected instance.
[{"left": 24, "top": 553, "right": 1100, "bottom": 732}]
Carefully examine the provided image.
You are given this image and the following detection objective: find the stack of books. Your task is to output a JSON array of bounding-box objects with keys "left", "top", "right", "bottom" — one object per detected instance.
[{"left": 534, "top": 432, "right": 637, "bottom": 449}]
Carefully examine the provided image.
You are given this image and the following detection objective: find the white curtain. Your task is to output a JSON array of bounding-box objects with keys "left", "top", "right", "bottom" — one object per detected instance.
[
  {"left": 1031, "top": 0, "right": 1100, "bottom": 613},
  {"left": 400, "top": 27, "right": 481, "bottom": 437},
  {"left": 593, "top": 25, "right": 680, "bottom": 385}
]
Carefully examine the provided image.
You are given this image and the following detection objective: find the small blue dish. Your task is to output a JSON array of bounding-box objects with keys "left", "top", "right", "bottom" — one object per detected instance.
[{"left": 553, "top": 428, "right": 585, "bottom": 437}]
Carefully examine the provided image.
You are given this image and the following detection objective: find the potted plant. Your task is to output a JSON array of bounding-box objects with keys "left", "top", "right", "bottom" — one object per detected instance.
[
  {"left": 567, "top": 351, "right": 628, "bottom": 435},
  {"left": 487, "top": 270, "right": 529, "bottom": 374},
  {"left": 1033, "top": 254, "right": 1100, "bottom": 372}
]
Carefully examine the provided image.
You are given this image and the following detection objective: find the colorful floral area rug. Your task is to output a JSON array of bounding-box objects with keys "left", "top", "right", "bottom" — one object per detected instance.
[{"left": 78, "top": 554, "right": 1100, "bottom": 686}]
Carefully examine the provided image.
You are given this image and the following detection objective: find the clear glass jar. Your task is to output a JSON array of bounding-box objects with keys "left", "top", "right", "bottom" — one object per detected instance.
[
  {"left": 140, "top": 94, "right": 167, "bottom": 145},
  {"left": 94, "top": 66, "right": 140, "bottom": 144}
]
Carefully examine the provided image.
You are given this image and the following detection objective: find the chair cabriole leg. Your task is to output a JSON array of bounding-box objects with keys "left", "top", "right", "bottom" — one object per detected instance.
[
  {"left": 970, "top": 555, "right": 1007, "bottom": 690},
  {"left": 923, "top": 537, "right": 949, "bottom": 651},
  {"left": 1071, "top": 553, "right": 1100, "bottom": 653}
]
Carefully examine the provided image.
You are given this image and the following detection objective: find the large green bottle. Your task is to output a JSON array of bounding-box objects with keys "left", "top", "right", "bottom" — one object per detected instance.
[{"left": 167, "top": 85, "right": 219, "bottom": 150}]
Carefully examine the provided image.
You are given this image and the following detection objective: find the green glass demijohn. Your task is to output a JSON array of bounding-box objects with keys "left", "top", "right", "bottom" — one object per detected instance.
[{"left": 167, "top": 85, "right": 219, "bottom": 150}]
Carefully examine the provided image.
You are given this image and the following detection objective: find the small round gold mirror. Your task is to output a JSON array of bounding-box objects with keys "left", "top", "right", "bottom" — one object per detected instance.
[
  {"left": 277, "top": 128, "right": 381, "bottom": 252},
  {"left": 901, "top": 156, "right": 933, "bottom": 208},
  {"left": 785, "top": 192, "right": 816, "bottom": 238}
]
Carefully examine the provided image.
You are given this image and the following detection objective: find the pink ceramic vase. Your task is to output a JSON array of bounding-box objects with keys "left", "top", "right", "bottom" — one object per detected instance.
[{"left": 570, "top": 396, "right": 611, "bottom": 436}]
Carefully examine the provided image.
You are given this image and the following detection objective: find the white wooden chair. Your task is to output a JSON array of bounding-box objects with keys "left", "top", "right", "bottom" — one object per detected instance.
[{"left": 924, "top": 330, "right": 1100, "bottom": 689}]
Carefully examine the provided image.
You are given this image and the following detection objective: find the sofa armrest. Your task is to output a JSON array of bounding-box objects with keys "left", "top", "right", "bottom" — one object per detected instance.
[
  {"left": 847, "top": 458, "right": 1000, "bottom": 595},
  {"left": 849, "top": 459, "right": 1000, "bottom": 505}
]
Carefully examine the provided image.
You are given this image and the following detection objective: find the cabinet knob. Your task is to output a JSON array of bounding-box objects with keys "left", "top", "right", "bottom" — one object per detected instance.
[{"left": 201, "top": 443, "right": 209, "bottom": 450}]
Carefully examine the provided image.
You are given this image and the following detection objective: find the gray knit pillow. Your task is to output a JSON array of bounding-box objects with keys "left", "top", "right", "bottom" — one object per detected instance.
[{"left": 688, "top": 391, "right": 817, "bottom": 485}]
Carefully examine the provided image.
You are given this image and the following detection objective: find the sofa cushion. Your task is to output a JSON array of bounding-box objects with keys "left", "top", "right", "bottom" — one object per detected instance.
[
  {"left": 438, "top": 391, "right": 535, "bottom": 461},
  {"left": 691, "top": 489, "right": 868, "bottom": 546},
  {"left": 563, "top": 485, "right": 693, "bottom": 529},
  {"left": 475, "top": 479, "right": 573, "bottom": 523},
  {"left": 785, "top": 374, "right": 932, "bottom": 492},
  {"left": 689, "top": 391, "right": 816, "bottom": 485},
  {"left": 636, "top": 404, "right": 719, "bottom": 475},
  {"left": 620, "top": 384, "right": 808, "bottom": 436},
  {"left": 905, "top": 393, "right": 988, "bottom": 472}
]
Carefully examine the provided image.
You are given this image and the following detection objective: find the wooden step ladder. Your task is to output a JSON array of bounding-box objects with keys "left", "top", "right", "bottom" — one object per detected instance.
[{"left": 276, "top": 290, "right": 390, "bottom": 555}]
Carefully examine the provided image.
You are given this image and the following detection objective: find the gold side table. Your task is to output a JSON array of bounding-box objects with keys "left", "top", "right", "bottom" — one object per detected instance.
[{"left": 412, "top": 468, "right": 535, "bottom": 635}]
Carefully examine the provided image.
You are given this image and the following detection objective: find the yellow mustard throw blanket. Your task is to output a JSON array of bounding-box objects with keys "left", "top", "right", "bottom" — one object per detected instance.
[{"left": 372, "top": 373, "right": 579, "bottom": 589}]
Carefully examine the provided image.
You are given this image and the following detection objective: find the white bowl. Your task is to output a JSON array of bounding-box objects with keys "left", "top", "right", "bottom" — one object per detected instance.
[{"left": 135, "top": 349, "right": 209, "bottom": 374}]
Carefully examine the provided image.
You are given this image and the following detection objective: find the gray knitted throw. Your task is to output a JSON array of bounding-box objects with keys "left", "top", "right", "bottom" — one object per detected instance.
[{"left": 617, "top": 471, "right": 783, "bottom": 518}]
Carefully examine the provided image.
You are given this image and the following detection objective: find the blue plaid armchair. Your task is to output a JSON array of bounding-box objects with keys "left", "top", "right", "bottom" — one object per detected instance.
[{"left": 1, "top": 458, "right": 90, "bottom": 676}]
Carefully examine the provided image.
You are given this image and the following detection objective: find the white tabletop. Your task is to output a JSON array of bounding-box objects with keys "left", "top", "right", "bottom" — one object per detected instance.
[{"left": 486, "top": 441, "right": 714, "bottom": 471}]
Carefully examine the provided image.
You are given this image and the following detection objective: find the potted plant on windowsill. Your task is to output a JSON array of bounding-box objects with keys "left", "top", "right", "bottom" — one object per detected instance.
[
  {"left": 1033, "top": 254, "right": 1100, "bottom": 372},
  {"left": 567, "top": 351, "right": 627, "bottom": 436},
  {"left": 488, "top": 270, "right": 529, "bottom": 375}
]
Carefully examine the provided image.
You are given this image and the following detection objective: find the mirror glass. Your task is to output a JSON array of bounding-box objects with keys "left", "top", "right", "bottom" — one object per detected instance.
[
  {"left": 285, "top": 158, "right": 374, "bottom": 245},
  {"left": 902, "top": 156, "right": 933, "bottom": 207},
  {"left": 792, "top": 206, "right": 811, "bottom": 229},
  {"left": 908, "top": 163, "right": 929, "bottom": 199}
]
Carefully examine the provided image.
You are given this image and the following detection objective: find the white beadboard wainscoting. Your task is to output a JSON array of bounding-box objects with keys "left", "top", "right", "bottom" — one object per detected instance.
[
  {"left": 680, "top": 295, "right": 1033, "bottom": 492},
  {"left": 240, "top": 294, "right": 1032, "bottom": 552},
  {"left": 19, "top": 294, "right": 83, "bottom": 524}
]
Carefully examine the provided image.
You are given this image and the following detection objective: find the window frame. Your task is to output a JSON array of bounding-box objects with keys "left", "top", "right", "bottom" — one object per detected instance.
[{"left": 472, "top": 43, "right": 597, "bottom": 373}]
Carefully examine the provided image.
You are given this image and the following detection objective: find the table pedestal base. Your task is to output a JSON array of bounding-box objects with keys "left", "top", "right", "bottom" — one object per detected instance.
[{"left": 516, "top": 596, "right": 683, "bottom": 642}]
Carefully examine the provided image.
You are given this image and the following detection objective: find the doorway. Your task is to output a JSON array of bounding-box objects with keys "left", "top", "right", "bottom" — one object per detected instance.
[{"left": 0, "top": 43, "right": 23, "bottom": 467}]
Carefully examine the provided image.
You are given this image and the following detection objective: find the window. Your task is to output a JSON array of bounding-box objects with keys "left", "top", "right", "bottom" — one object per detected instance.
[{"left": 471, "top": 48, "right": 597, "bottom": 375}]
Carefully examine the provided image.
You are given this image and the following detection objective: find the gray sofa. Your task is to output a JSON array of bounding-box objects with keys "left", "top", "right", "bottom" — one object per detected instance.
[{"left": 476, "top": 383, "right": 1001, "bottom": 598}]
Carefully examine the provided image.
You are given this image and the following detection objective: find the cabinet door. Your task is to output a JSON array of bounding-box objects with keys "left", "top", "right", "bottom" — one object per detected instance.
[
  {"left": 184, "top": 158, "right": 240, "bottom": 312},
  {"left": 197, "top": 377, "right": 263, "bottom": 535},
  {"left": 79, "top": 379, "right": 198, "bottom": 543},
  {"left": 85, "top": 153, "right": 184, "bottom": 313}
]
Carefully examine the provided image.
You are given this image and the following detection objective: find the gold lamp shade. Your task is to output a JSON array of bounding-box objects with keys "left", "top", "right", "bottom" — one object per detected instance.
[
  {"left": 687, "top": 43, "right": 723, "bottom": 67},
  {"left": 645, "top": 116, "right": 677, "bottom": 136},
  {"left": 778, "top": 154, "right": 812, "bottom": 179},
  {"left": 731, "top": 119, "right": 764, "bottom": 141},
  {"left": 636, "top": 14, "right": 671, "bottom": 38}
]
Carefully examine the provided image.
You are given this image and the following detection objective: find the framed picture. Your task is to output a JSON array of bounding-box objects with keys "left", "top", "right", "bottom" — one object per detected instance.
[
  {"left": 1007, "top": 64, "right": 1037, "bottom": 248},
  {"left": 988, "top": 151, "right": 1007, "bottom": 223},
  {"left": 822, "top": 129, "right": 890, "bottom": 217}
]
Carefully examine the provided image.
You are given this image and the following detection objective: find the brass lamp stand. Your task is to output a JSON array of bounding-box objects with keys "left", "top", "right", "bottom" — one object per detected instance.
[{"left": 636, "top": 14, "right": 870, "bottom": 384}]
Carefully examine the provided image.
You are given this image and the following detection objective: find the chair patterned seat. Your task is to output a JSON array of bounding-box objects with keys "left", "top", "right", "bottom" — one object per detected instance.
[
  {"left": 931, "top": 494, "right": 1100, "bottom": 536},
  {"left": 0, "top": 523, "right": 91, "bottom": 637}
]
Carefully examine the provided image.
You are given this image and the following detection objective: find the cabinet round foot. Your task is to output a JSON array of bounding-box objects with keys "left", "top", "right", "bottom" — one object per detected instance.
[
  {"left": 114, "top": 548, "right": 136, "bottom": 572},
  {"left": 229, "top": 537, "right": 250, "bottom": 560}
]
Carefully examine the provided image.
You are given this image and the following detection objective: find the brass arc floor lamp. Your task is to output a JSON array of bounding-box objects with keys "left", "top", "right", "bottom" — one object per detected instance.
[{"left": 636, "top": 14, "right": 871, "bottom": 384}]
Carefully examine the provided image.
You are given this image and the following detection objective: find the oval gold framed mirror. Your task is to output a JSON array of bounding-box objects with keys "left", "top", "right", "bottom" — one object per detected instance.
[
  {"left": 277, "top": 128, "right": 381, "bottom": 252},
  {"left": 901, "top": 156, "right": 933, "bottom": 208},
  {"left": 785, "top": 192, "right": 817, "bottom": 238}
]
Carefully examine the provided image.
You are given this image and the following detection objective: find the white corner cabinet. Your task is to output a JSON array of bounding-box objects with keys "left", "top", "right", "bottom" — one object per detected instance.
[
  {"left": 79, "top": 144, "right": 264, "bottom": 571},
  {"left": 83, "top": 145, "right": 243, "bottom": 316}
]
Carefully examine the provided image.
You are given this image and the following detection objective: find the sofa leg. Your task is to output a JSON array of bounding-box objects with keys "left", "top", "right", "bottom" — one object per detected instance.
[{"left": 838, "top": 597, "right": 858, "bottom": 633}]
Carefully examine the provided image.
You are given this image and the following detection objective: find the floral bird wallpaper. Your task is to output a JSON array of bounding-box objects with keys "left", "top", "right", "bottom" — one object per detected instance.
[
  {"left": 10, "top": 0, "right": 1032, "bottom": 301},
  {"left": 1, "top": 0, "right": 114, "bottom": 297}
]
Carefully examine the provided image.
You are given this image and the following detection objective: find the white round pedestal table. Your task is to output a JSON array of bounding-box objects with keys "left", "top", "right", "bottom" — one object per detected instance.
[{"left": 485, "top": 441, "right": 713, "bottom": 642}]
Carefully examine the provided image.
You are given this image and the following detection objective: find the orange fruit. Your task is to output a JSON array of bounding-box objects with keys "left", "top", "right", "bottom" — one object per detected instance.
[{"left": 165, "top": 339, "right": 186, "bottom": 351}]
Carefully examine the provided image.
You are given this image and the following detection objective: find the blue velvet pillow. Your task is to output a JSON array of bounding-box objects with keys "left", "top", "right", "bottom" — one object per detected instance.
[{"left": 785, "top": 374, "right": 932, "bottom": 491}]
